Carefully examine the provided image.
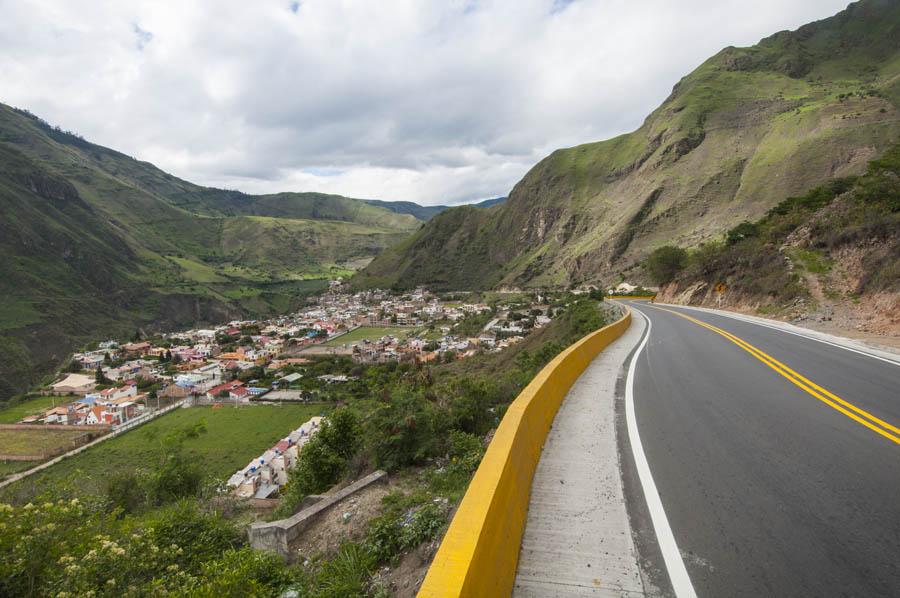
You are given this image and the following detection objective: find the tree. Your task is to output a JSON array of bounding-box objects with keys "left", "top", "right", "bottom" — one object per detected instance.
[
  {"left": 645, "top": 245, "right": 688, "bottom": 285},
  {"left": 95, "top": 365, "right": 108, "bottom": 385}
]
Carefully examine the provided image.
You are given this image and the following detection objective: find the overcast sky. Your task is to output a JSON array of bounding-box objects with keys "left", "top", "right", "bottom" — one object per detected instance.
[{"left": 0, "top": 0, "right": 849, "bottom": 205}]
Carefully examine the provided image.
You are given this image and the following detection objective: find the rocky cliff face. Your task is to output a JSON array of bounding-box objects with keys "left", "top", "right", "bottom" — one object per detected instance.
[{"left": 359, "top": 0, "right": 900, "bottom": 291}]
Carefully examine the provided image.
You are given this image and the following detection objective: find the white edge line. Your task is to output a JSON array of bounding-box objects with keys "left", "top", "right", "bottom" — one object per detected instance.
[
  {"left": 626, "top": 308, "right": 698, "bottom": 598},
  {"left": 658, "top": 302, "right": 900, "bottom": 368}
]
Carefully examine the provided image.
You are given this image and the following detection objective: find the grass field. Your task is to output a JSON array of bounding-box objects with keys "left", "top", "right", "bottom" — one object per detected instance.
[
  {"left": 323, "top": 326, "right": 420, "bottom": 346},
  {"left": 3, "top": 404, "right": 329, "bottom": 499},
  {"left": 0, "top": 428, "right": 91, "bottom": 457},
  {"left": 0, "top": 395, "right": 67, "bottom": 423}
]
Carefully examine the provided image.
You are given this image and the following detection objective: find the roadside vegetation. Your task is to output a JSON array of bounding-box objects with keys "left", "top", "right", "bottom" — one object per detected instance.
[
  {"left": 644, "top": 142, "right": 900, "bottom": 304},
  {"left": 0, "top": 294, "right": 614, "bottom": 596}
]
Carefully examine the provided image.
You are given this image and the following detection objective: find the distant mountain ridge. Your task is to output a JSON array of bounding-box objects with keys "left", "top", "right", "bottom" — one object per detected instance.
[
  {"left": 357, "top": 0, "right": 900, "bottom": 291},
  {"left": 362, "top": 196, "right": 506, "bottom": 221},
  {"left": 0, "top": 103, "right": 419, "bottom": 398}
]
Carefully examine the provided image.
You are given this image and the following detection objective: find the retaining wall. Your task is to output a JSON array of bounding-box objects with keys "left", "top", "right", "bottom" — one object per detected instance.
[{"left": 248, "top": 469, "right": 388, "bottom": 561}]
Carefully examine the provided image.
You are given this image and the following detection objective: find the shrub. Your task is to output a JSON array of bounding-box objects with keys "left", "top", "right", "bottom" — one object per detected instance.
[
  {"left": 274, "top": 409, "right": 362, "bottom": 517},
  {"left": 105, "top": 470, "right": 146, "bottom": 515},
  {"left": 400, "top": 503, "right": 446, "bottom": 550},
  {"left": 368, "top": 390, "right": 443, "bottom": 471},
  {"left": 645, "top": 246, "right": 688, "bottom": 284}
]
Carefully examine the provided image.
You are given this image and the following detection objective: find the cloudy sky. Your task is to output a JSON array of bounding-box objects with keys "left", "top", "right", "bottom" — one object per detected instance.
[{"left": 1, "top": 0, "right": 849, "bottom": 205}]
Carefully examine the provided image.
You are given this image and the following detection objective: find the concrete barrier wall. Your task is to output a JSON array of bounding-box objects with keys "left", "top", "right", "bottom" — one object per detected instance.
[{"left": 418, "top": 309, "right": 632, "bottom": 597}]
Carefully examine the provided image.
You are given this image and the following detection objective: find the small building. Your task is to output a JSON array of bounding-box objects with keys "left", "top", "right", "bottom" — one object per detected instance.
[{"left": 51, "top": 373, "right": 96, "bottom": 395}]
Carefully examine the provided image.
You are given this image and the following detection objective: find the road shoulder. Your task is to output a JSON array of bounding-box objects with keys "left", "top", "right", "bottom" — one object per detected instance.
[{"left": 513, "top": 314, "right": 654, "bottom": 597}]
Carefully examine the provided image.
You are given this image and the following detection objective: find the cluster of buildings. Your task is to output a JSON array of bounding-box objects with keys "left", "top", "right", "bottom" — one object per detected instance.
[
  {"left": 227, "top": 416, "right": 323, "bottom": 499},
  {"left": 28, "top": 377, "right": 142, "bottom": 426},
  {"left": 28, "top": 283, "right": 553, "bottom": 428}
]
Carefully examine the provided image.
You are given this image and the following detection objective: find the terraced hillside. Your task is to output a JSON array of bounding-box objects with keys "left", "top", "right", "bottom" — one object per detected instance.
[{"left": 357, "top": 0, "right": 900, "bottom": 291}]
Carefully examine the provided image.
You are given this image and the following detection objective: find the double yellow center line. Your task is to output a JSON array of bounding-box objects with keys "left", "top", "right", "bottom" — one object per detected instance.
[{"left": 645, "top": 305, "right": 900, "bottom": 445}]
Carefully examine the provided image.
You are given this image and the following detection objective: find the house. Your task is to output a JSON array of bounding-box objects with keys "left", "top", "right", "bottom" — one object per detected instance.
[
  {"left": 280, "top": 372, "right": 303, "bottom": 385},
  {"left": 51, "top": 373, "right": 96, "bottom": 395},
  {"left": 42, "top": 406, "right": 72, "bottom": 425},
  {"left": 159, "top": 384, "right": 191, "bottom": 400},
  {"left": 611, "top": 282, "right": 637, "bottom": 295},
  {"left": 229, "top": 386, "right": 250, "bottom": 401},
  {"left": 206, "top": 380, "right": 244, "bottom": 400},
  {"left": 121, "top": 342, "right": 152, "bottom": 356},
  {"left": 97, "top": 383, "right": 137, "bottom": 404},
  {"left": 477, "top": 332, "right": 497, "bottom": 347}
]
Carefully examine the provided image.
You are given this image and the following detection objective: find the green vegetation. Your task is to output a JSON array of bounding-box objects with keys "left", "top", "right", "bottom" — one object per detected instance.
[
  {"left": 0, "top": 395, "right": 63, "bottom": 423},
  {"left": 4, "top": 404, "right": 327, "bottom": 501},
  {"left": 0, "top": 428, "right": 89, "bottom": 457},
  {"left": 645, "top": 246, "right": 689, "bottom": 285},
  {"left": 357, "top": 0, "right": 900, "bottom": 291},
  {"left": 322, "top": 327, "right": 418, "bottom": 347},
  {"left": 650, "top": 142, "right": 900, "bottom": 303},
  {"left": 0, "top": 103, "right": 421, "bottom": 400},
  {"left": 0, "top": 294, "right": 612, "bottom": 597}
]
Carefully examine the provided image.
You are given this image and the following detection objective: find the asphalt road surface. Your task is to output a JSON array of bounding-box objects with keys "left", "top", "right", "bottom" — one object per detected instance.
[{"left": 623, "top": 301, "right": 900, "bottom": 598}]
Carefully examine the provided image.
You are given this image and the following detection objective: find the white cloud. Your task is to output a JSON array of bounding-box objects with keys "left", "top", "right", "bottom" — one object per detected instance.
[{"left": 0, "top": 0, "right": 850, "bottom": 204}]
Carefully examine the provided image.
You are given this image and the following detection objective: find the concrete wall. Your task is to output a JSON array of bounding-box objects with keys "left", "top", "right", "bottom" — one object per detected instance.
[
  {"left": 417, "top": 309, "right": 633, "bottom": 597},
  {"left": 248, "top": 470, "right": 388, "bottom": 561}
]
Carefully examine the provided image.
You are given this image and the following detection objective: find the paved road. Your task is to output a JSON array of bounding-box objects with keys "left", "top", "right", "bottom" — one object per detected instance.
[{"left": 623, "top": 301, "right": 900, "bottom": 597}]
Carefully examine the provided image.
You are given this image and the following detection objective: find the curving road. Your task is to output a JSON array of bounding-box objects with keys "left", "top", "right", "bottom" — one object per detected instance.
[{"left": 622, "top": 301, "right": 900, "bottom": 597}]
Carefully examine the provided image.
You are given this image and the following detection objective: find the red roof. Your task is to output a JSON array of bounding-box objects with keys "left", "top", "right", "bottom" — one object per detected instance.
[
  {"left": 274, "top": 440, "right": 290, "bottom": 452},
  {"left": 207, "top": 380, "right": 244, "bottom": 395}
]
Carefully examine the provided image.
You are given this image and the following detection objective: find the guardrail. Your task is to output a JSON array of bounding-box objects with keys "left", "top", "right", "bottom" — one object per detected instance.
[{"left": 418, "top": 308, "right": 632, "bottom": 597}]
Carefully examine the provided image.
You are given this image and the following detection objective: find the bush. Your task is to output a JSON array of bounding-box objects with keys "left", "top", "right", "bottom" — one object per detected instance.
[
  {"left": 447, "top": 376, "right": 502, "bottom": 435},
  {"left": 314, "top": 543, "right": 375, "bottom": 598},
  {"left": 368, "top": 390, "right": 443, "bottom": 471},
  {"left": 275, "top": 409, "right": 362, "bottom": 517},
  {"left": 726, "top": 221, "right": 759, "bottom": 245},
  {"left": 105, "top": 471, "right": 146, "bottom": 515},
  {"left": 645, "top": 245, "right": 688, "bottom": 284},
  {"left": 400, "top": 503, "right": 446, "bottom": 550}
]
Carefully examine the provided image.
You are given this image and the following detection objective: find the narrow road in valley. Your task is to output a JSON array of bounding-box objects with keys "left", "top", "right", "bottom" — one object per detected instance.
[{"left": 622, "top": 301, "right": 900, "bottom": 597}]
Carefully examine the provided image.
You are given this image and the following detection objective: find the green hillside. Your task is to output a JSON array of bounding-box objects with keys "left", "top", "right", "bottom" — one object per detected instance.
[
  {"left": 0, "top": 103, "right": 420, "bottom": 398},
  {"left": 358, "top": 0, "right": 900, "bottom": 291},
  {"left": 653, "top": 141, "right": 899, "bottom": 329}
]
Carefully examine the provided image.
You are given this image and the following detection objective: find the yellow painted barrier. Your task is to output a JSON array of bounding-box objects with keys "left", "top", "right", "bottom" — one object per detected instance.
[
  {"left": 418, "top": 309, "right": 633, "bottom": 597},
  {"left": 606, "top": 295, "right": 655, "bottom": 301}
]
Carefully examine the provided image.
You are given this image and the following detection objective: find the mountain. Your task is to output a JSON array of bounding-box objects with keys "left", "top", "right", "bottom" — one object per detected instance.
[
  {"left": 357, "top": 0, "right": 900, "bottom": 291},
  {"left": 0, "top": 103, "right": 419, "bottom": 398},
  {"left": 655, "top": 142, "right": 899, "bottom": 336},
  {"left": 362, "top": 196, "right": 506, "bottom": 221}
]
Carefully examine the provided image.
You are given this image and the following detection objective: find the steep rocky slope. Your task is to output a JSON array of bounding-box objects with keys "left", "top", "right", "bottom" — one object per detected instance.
[
  {"left": 358, "top": 0, "right": 900, "bottom": 291},
  {"left": 655, "top": 142, "right": 900, "bottom": 341}
]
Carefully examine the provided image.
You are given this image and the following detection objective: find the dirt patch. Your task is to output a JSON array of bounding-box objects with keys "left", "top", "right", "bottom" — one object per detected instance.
[{"left": 289, "top": 478, "right": 394, "bottom": 563}]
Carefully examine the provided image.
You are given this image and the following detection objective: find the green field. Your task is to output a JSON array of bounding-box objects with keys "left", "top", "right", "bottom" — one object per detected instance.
[
  {"left": 3, "top": 404, "right": 328, "bottom": 499},
  {"left": 323, "top": 326, "right": 420, "bottom": 346},
  {"left": 0, "top": 428, "right": 90, "bottom": 457},
  {"left": 0, "top": 395, "right": 65, "bottom": 423}
]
